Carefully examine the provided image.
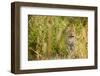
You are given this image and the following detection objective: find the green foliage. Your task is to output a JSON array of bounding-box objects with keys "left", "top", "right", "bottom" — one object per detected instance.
[{"left": 28, "top": 15, "right": 88, "bottom": 60}]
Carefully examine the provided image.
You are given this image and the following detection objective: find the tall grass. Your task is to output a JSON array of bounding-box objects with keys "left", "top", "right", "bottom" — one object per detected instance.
[{"left": 28, "top": 15, "right": 88, "bottom": 60}]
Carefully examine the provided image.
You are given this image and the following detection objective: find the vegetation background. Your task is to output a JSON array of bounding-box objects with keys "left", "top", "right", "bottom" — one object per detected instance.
[{"left": 28, "top": 15, "right": 88, "bottom": 60}]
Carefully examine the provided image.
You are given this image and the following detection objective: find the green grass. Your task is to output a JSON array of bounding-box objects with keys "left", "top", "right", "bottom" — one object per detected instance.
[{"left": 28, "top": 15, "right": 88, "bottom": 60}]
